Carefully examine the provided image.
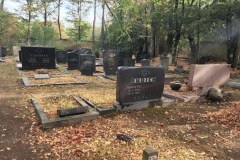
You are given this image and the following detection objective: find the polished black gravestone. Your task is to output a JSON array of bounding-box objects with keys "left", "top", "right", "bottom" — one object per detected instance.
[
  {"left": 141, "top": 59, "right": 150, "bottom": 66},
  {"left": 79, "top": 54, "right": 96, "bottom": 76},
  {"left": 56, "top": 51, "right": 67, "bottom": 64},
  {"left": 67, "top": 52, "right": 79, "bottom": 70},
  {"left": 116, "top": 66, "right": 165, "bottom": 104},
  {"left": 118, "top": 51, "right": 132, "bottom": 66},
  {"left": 21, "top": 46, "right": 56, "bottom": 70},
  {"left": 103, "top": 50, "right": 119, "bottom": 75},
  {"left": 123, "top": 58, "right": 135, "bottom": 66}
]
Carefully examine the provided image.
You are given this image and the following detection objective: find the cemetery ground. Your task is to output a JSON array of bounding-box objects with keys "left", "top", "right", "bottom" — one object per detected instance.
[{"left": 0, "top": 57, "right": 240, "bottom": 160}]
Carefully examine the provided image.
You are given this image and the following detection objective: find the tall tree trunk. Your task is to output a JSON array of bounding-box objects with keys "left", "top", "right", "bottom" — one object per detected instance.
[
  {"left": 144, "top": 5, "right": 148, "bottom": 54},
  {"left": 26, "top": 0, "right": 32, "bottom": 44},
  {"left": 92, "top": 0, "right": 97, "bottom": 44},
  {"left": 150, "top": 2, "right": 156, "bottom": 58},
  {"left": 232, "top": 11, "right": 240, "bottom": 68},
  {"left": 226, "top": 17, "right": 232, "bottom": 64},
  {"left": 43, "top": 0, "right": 47, "bottom": 26},
  {"left": 188, "top": 34, "right": 197, "bottom": 63},
  {"left": 0, "top": 0, "right": 4, "bottom": 9},
  {"left": 77, "top": 0, "right": 82, "bottom": 41},
  {"left": 57, "top": 0, "right": 62, "bottom": 40},
  {"left": 100, "top": 2, "right": 105, "bottom": 49}
]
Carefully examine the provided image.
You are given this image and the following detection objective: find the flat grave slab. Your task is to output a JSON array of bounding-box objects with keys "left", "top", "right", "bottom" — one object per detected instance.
[
  {"left": 32, "top": 95, "right": 99, "bottom": 129},
  {"left": 226, "top": 79, "right": 240, "bottom": 89},
  {"left": 22, "top": 75, "right": 91, "bottom": 87},
  {"left": 34, "top": 74, "right": 50, "bottom": 79}
]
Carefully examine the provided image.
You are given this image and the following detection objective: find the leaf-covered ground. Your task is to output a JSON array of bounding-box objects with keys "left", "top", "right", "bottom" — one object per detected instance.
[{"left": 1, "top": 57, "right": 240, "bottom": 159}]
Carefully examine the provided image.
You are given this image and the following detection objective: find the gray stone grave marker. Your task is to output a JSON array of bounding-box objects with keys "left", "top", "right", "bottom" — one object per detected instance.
[
  {"left": 103, "top": 50, "right": 119, "bottom": 75},
  {"left": 116, "top": 66, "right": 165, "bottom": 104},
  {"left": 34, "top": 74, "right": 50, "bottom": 79},
  {"left": 79, "top": 54, "right": 96, "bottom": 76}
]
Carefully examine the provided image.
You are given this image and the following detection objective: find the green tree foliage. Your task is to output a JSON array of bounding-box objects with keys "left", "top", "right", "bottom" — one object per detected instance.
[
  {"left": 30, "top": 19, "right": 58, "bottom": 45},
  {"left": 66, "top": 20, "right": 91, "bottom": 42}
]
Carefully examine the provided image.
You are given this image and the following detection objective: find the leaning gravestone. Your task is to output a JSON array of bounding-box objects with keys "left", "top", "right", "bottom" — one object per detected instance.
[
  {"left": 141, "top": 59, "right": 150, "bottom": 66},
  {"left": 56, "top": 51, "right": 67, "bottom": 64},
  {"left": 67, "top": 52, "right": 79, "bottom": 70},
  {"left": 103, "top": 50, "right": 119, "bottom": 75},
  {"left": 21, "top": 46, "right": 56, "bottom": 70},
  {"left": 79, "top": 54, "right": 96, "bottom": 76},
  {"left": 116, "top": 66, "right": 165, "bottom": 104}
]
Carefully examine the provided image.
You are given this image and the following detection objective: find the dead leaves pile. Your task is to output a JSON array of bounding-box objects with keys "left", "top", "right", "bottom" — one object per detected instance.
[{"left": 207, "top": 102, "right": 240, "bottom": 131}]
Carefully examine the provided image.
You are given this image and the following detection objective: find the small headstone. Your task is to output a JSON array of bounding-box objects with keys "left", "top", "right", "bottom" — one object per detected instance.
[
  {"left": 67, "top": 52, "right": 79, "bottom": 70},
  {"left": 34, "top": 74, "right": 50, "bottom": 79},
  {"left": 142, "top": 146, "right": 158, "bottom": 160},
  {"left": 160, "top": 56, "right": 169, "bottom": 72},
  {"left": 141, "top": 59, "right": 150, "bottom": 66},
  {"left": 123, "top": 58, "right": 135, "bottom": 66},
  {"left": 79, "top": 54, "right": 96, "bottom": 76},
  {"left": 188, "top": 64, "right": 230, "bottom": 87},
  {"left": 116, "top": 66, "right": 165, "bottom": 104},
  {"left": 103, "top": 50, "right": 119, "bottom": 75},
  {"left": 56, "top": 51, "right": 67, "bottom": 64},
  {"left": 207, "top": 87, "right": 224, "bottom": 101},
  {"left": 21, "top": 46, "right": 56, "bottom": 70}
]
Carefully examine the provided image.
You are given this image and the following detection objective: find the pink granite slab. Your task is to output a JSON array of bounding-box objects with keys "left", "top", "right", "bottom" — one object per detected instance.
[{"left": 188, "top": 64, "right": 230, "bottom": 87}]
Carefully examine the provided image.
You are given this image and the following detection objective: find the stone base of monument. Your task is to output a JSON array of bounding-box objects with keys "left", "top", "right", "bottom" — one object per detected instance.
[
  {"left": 0, "top": 57, "right": 5, "bottom": 62},
  {"left": 32, "top": 96, "right": 99, "bottom": 129},
  {"left": 96, "top": 107, "right": 117, "bottom": 115},
  {"left": 114, "top": 97, "right": 175, "bottom": 112}
]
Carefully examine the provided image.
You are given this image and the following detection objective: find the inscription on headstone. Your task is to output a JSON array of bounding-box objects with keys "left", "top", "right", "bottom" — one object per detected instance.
[
  {"left": 67, "top": 52, "right": 79, "bottom": 70},
  {"left": 21, "top": 46, "right": 56, "bottom": 70},
  {"left": 116, "top": 66, "right": 165, "bottom": 104},
  {"left": 103, "top": 50, "right": 119, "bottom": 75},
  {"left": 79, "top": 54, "right": 96, "bottom": 76},
  {"left": 56, "top": 51, "right": 67, "bottom": 64}
]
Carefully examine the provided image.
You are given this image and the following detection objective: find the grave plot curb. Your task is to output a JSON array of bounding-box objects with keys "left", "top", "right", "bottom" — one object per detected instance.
[
  {"left": 21, "top": 77, "right": 91, "bottom": 87},
  {"left": 102, "top": 75, "right": 117, "bottom": 81},
  {"left": 31, "top": 97, "right": 99, "bottom": 129},
  {"left": 163, "top": 92, "right": 200, "bottom": 102}
]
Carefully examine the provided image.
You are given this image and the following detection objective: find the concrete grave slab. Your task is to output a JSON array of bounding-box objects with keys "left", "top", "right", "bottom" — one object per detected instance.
[
  {"left": 32, "top": 95, "right": 99, "bottom": 129},
  {"left": 34, "top": 74, "right": 50, "bottom": 79},
  {"left": 188, "top": 64, "right": 230, "bottom": 87},
  {"left": 226, "top": 79, "right": 240, "bottom": 89}
]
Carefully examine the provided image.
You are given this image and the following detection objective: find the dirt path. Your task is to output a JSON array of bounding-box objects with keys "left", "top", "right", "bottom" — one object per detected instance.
[{"left": 0, "top": 59, "right": 45, "bottom": 160}]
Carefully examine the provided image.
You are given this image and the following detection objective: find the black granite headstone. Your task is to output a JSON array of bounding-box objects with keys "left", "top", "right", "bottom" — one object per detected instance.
[
  {"left": 79, "top": 54, "right": 96, "bottom": 76},
  {"left": 123, "top": 58, "right": 135, "bottom": 66},
  {"left": 103, "top": 50, "right": 119, "bottom": 75},
  {"left": 116, "top": 66, "right": 165, "bottom": 104},
  {"left": 56, "top": 51, "right": 67, "bottom": 64},
  {"left": 141, "top": 59, "right": 150, "bottom": 66},
  {"left": 67, "top": 52, "right": 79, "bottom": 70},
  {"left": 21, "top": 46, "right": 56, "bottom": 70}
]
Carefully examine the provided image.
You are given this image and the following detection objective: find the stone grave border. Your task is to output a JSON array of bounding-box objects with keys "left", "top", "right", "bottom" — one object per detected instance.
[
  {"left": 31, "top": 95, "right": 99, "bottom": 129},
  {"left": 163, "top": 92, "right": 200, "bottom": 102},
  {"left": 22, "top": 75, "right": 91, "bottom": 87}
]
